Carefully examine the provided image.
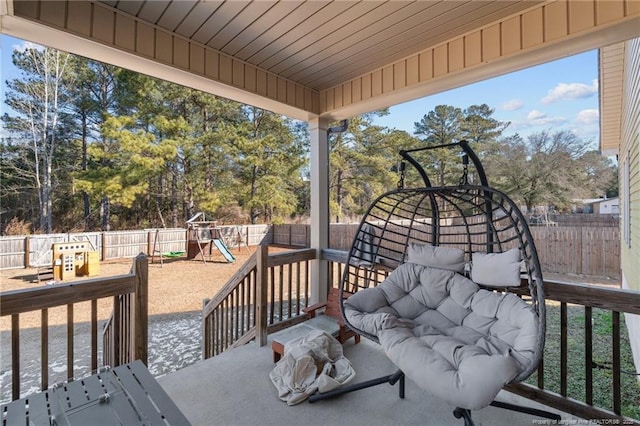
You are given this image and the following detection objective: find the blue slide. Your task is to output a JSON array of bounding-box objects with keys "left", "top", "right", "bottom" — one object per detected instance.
[{"left": 212, "top": 239, "right": 236, "bottom": 263}]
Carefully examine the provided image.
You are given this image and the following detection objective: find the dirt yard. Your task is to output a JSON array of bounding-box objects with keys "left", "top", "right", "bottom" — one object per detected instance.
[{"left": 0, "top": 246, "right": 263, "bottom": 331}]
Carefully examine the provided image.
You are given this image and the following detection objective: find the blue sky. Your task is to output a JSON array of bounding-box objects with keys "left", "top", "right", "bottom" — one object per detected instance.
[
  {"left": 372, "top": 50, "right": 600, "bottom": 147},
  {"left": 2, "top": 34, "right": 599, "bottom": 147}
]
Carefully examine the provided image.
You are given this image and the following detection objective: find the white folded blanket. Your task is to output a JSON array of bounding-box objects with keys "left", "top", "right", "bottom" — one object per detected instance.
[{"left": 269, "top": 330, "right": 356, "bottom": 405}]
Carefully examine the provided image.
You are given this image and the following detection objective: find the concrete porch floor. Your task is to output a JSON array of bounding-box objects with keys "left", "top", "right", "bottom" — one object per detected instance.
[{"left": 158, "top": 337, "right": 573, "bottom": 426}]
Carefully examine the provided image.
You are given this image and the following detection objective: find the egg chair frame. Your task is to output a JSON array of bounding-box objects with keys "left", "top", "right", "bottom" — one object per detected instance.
[{"left": 308, "top": 141, "right": 560, "bottom": 426}]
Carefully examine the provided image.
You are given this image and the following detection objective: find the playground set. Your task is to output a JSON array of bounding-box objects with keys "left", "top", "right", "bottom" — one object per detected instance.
[{"left": 185, "top": 213, "right": 238, "bottom": 264}]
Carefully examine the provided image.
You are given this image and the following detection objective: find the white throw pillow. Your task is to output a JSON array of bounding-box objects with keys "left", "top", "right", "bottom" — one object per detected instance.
[
  {"left": 406, "top": 243, "right": 465, "bottom": 272},
  {"left": 471, "top": 248, "right": 521, "bottom": 287}
]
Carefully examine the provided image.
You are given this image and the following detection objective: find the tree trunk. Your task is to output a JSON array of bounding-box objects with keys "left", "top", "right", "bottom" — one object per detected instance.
[
  {"left": 250, "top": 165, "right": 258, "bottom": 224},
  {"left": 101, "top": 196, "right": 110, "bottom": 231},
  {"left": 336, "top": 170, "right": 343, "bottom": 223},
  {"left": 40, "top": 155, "right": 53, "bottom": 234},
  {"left": 81, "top": 111, "right": 91, "bottom": 230},
  {"left": 170, "top": 163, "right": 178, "bottom": 227}
]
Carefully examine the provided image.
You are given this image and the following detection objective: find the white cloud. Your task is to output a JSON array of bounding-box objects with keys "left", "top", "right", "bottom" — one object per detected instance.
[
  {"left": 502, "top": 99, "right": 524, "bottom": 111},
  {"left": 576, "top": 108, "right": 599, "bottom": 124},
  {"left": 508, "top": 109, "right": 568, "bottom": 131},
  {"left": 541, "top": 79, "right": 598, "bottom": 104},
  {"left": 527, "top": 110, "right": 546, "bottom": 120}
]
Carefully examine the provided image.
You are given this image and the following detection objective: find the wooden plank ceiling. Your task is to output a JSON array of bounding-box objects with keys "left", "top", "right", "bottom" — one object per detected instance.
[
  {"left": 100, "top": 0, "right": 542, "bottom": 92},
  {"left": 5, "top": 0, "right": 639, "bottom": 122}
]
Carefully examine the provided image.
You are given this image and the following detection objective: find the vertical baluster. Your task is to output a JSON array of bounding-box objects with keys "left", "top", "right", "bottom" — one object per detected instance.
[
  {"left": 103, "top": 321, "right": 110, "bottom": 367},
  {"left": 287, "top": 264, "right": 293, "bottom": 319},
  {"left": 304, "top": 260, "right": 310, "bottom": 309},
  {"left": 213, "top": 308, "right": 220, "bottom": 356},
  {"left": 224, "top": 298, "right": 229, "bottom": 351},
  {"left": 612, "top": 311, "right": 621, "bottom": 415},
  {"left": 227, "top": 296, "right": 232, "bottom": 350},
  {"left": 211, "top": 312, "right": 216, "bottom": 356},
  {"left": 244, "top": 277, "right": 249, "bottom": 333},
  {"left": 121, "top": 296, "right": 127, "bottom": 364},
  {"left": 248, "top": 273, "right": 252, "bottom": 329},
  {"left": 221, "top": 302, "right": 226, "bottom": 353},
  {"left": 12, "top": 314, "right": 20, "bottom": 400},
  {"left": 113, "top": 296, "right": 121, "bottom": 367},
  {"left": 203, "top": 308, "right": 210, "bottom": 360},
  {"left": 233, "top": 288, "right": 238, "bottom": 342},
  {"left": 585, "top": 306, "right": 593, "bottom": 405},
  {"left": 67, "top": 303, "right": 74, "bottom": 379},
  {"left": 295, "top": 262, "right": 301, "bottom": 316},
  {"left": 240, "top": 279, "right": 246, "bottom": 334},
  {"left": 229, "top": 291, "right": 234, "bottom": 343},
  {"left": 278, "top": 265, "right": 284, "bottom": 321},
  {"left": 41, "top": 309, "right": 48, "bottom": 391},
  {"left": 121, "top": 296, "right": 126, "bottom": 363},
  {"left": 560, "top": 302, "right": 568, "bottom": 397},
  {"left": 269, "top": 267, "right": 275, "bottom": 324},
  {"left": 537, "top": 357, "right": 544, "bottom": 389},
  {"left": 91, "top": 300, "right": 97, "bottom": 371},
  {"left": 218, "top": 305, "right": 223, "bottom": 354},
  {"left": 330, "top": 260, "right": 334, "bottom": 288},
  {"left": 126, "top": 293, "right": 132, "bottom": 363}
]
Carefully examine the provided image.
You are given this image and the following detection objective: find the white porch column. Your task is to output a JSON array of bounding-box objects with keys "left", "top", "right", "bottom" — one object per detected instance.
[{"left": 309, "top": 117, "right": 330, "bottom": 305}]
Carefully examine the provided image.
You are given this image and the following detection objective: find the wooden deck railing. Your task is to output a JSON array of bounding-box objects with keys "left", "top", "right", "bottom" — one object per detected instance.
[
  {"left": 1, "top": 254, "right": 148, "bottom": 401},
  {"left": 322, "top": 249, "right": 639, "bottom": 424},
  {"left": 102, "top": 254, "right": 148, "bottom": 368},
  {"left": 508, "top": 280, "right": 640, "bottom": 423},
  {"left": 201, "top": 245, "right": 315, "bottom": 358}
]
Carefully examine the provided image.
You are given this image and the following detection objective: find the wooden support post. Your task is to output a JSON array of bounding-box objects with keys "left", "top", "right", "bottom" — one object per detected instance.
[
  {"left": 256, "top": 244, "right": 269, "bottom": 347},
  {"left": 133, "top": 254, "right": 148, "bottom": 366}
]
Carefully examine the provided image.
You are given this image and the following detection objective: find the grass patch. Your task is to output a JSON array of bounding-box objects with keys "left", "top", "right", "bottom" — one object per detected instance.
[{"left": 525, "top": 302, "right": 640, "bottom": 420}]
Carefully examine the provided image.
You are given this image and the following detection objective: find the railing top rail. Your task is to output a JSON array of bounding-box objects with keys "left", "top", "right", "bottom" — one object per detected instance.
[
  {"left": 321, "top": 249, "right": 639, "bottom": 315},
  {"left": 1, "top": 274, "right": 137, "bottom": 316},
  {"left": 267, "top": 248, "right": 316, "bottom": 267},
  {"left": 542, "top": 279, "right": 640, "bottom": 315}
]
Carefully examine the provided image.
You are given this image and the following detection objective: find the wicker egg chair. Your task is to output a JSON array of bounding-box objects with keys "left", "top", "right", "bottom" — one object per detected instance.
[{"left": 309, "top": 141, "right": 560, "bottom": 426}]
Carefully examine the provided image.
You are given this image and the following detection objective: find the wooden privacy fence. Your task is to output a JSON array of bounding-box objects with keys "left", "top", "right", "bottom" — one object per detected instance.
[
  {"left": 1, "top": 223, "right": 620, "bottom": 279},
  {"left": 273, "top": 223, "right": 621, "bottom": 279},
  {"left": 531, "top": 227, "right": 620, "bottom": 278},
  {"left": 0, "top": 225, "right": 270, "bottom": 270}
]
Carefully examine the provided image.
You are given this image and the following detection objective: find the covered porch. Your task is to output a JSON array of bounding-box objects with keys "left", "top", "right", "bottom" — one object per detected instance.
[{"left": 2, "top": 0, "right": 640, "bottom": 424}]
